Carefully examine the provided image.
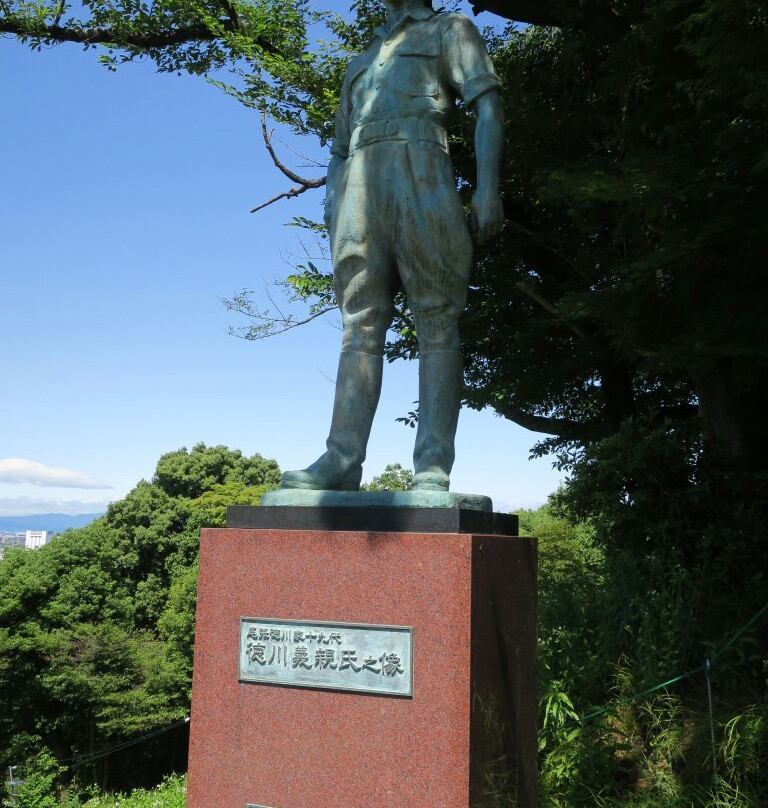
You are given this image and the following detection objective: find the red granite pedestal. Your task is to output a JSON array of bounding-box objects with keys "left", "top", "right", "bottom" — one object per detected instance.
[{"left": 186, "top": 522, "right": 537, "bottom": 808}]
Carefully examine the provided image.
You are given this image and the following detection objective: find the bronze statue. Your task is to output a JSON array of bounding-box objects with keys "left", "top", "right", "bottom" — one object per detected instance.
[{"left": 282, "top": 0, "right": 504, "bottom": 493}]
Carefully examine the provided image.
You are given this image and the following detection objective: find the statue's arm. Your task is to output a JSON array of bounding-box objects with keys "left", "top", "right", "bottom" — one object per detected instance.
[
  {"left": 324, "top": 154, "right": 344, "bottom": 230},
  {"left": 441, "top": 14, "right": 505, "bottom": 244},
  {"left": 325, "top": 65, "right": 354, "bottom": 231},
  {"left": 471, "top": 90, "right": 505, "bottom": 245}
]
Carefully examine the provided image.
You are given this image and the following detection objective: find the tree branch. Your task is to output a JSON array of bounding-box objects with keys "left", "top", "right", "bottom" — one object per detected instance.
[
  {"left": 491, "top": 400, "right": 603, "bottom": 440},
  {"left": 470, "top": 0, "right": 630, "bottom": 39},
  {"left": 52, "top": 0, "right": 65, "bottom": 27},
  {"left": 249, "top": 185, "right": 317, "bottom": 213},
  {"left": 493, "top": 394, "right": 698, "bottom": 441},
  {"left": 250, "top": 113, "right": 326, "bottom": 212},
  {"left": 516, "top": 281, "right": 617, "bottom": 364},
  {"left": 506, "top": 220, "right": 581, "bottom": 273},
  {"left": 260, "top": 112, "right": 325, "bottom": 187},
  {"left": 217, "top": 0, "right": 242, "bottom": 32},
  {"left": 0, "top": 16, "right": 278, "bottom": 53},
  {"left": 227, "top": 306, "right": 336, "bottom": 340},
  {"left": 655, "top": 403, "right": 699, "bottom": 421}
]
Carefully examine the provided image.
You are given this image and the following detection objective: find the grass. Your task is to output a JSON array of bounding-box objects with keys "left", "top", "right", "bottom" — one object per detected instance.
[{"left": 81, "top": 774, "right": 186, "bottom": 808}]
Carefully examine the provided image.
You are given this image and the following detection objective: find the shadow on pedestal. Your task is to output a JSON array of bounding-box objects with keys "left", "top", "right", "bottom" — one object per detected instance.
[{"left": 228, "top": 503, "right": 519, "bottom": 537}]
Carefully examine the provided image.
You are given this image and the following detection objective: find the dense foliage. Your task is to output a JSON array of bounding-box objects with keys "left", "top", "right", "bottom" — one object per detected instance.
[
  {"left": 360, "top": 462, "right": 414, "bottom": 491},
  {"left": 519, "top": 503, "right": 768, "bottom": 808},
  {"left": 0, "top": 0, "right": 307, "bottom": 74},
  {"left": 0, "top": 445, "right": 279, "bottom": 799},
  {"left": 80, "top": 774, "right": 186, "bottom": 808}
]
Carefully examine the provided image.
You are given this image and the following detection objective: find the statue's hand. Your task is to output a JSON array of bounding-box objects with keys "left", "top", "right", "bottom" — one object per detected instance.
[{"left": 470, "top": 190, "right": 504, "bottom": 245}]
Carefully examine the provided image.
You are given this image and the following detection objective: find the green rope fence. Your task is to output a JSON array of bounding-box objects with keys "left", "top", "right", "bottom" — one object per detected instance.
[
  {"left": 543, "top": 600, "right": 768, "bottom": 735},
  {"left": 539, "top": 600, "right": 768, "bottom": 808},
  {"left": 59, "top": 717, "right": 190, "bottom": 770}
]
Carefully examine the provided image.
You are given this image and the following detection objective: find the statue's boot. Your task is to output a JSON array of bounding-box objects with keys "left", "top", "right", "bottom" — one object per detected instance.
[
  {"left": 412, "top": 350, "right": 463, "bottom": 492},
  {"left": 281, "top": 350, "right": 382, "bottom": 490}
]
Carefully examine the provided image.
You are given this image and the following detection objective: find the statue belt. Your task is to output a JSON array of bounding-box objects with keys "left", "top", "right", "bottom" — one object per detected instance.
[{"left": 349, "top": 118, "right": 448, "bottom": 154}]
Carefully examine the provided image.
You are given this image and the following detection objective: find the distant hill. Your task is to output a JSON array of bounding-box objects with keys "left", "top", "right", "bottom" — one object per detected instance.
[{"left": 0, "top": 513, "right": 104, "bottom": 533}]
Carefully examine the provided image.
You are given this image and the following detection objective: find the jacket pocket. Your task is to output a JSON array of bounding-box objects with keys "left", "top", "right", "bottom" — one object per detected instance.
[{"left": 393, "top": 41, "right": 440, "bottom": 97}]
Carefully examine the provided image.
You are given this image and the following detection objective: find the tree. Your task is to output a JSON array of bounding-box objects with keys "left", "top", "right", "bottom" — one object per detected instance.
[
  {"left": 0, "top": 0, "right": 307, "bottom": 73},
  {"left": 11, "top": 750, "right": 70, "bottom": 808},
  {"left": 153, "top": 443, "right": 280, "bottom": 499},
  {"left": 7, "top": 0, "right": 765, "bottom": 469},
  {"left": 0, "top": 445, "right": 280, "bottom": 794},
  {"left": 360, "top": 462, "right": 413, "bottom": 492}
]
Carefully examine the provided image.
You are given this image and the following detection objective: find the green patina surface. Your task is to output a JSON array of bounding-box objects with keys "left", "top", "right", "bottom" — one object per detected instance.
[{"left": 260, "top": 488, "right": 493, "bottom": 512}]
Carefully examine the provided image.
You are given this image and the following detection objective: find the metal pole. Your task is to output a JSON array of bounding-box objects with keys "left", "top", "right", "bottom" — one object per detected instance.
[
  {"left": 7, "top": 765, "right": 18, "bottom": 807},
  {"left": 705, "top": 658, "right": 719, "bottom": 790}
]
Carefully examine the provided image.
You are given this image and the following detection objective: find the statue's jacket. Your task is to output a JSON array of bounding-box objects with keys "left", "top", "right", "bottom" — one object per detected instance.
[
  {"left": 331, "top": 7, "right": 500, "bottom": 160},
  {"left": 327, "top": 6, "right": 501, "bottom": 326}
]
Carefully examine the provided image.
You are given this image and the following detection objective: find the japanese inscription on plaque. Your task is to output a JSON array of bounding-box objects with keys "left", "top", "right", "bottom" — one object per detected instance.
[{"left": 239, "top": 617, "right": 412, "bottom": 696}]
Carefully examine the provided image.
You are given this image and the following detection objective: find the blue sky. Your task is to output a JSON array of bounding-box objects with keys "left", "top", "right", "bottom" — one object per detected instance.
[{"left": 0, "top": 8, "right": 562, "bottom": 516}]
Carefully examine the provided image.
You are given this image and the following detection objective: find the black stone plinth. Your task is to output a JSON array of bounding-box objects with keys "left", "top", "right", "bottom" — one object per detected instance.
[{"left": 227, "top": 505, "right": 518, "bottom": 536}]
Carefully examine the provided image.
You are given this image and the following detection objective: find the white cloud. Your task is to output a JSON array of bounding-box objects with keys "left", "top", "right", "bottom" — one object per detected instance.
[
  {"left": 0, "top": 458, "right": 111, "bottom": 489},
  {"left": 0, "top": 496, "right": 111, "bottom": 516}
]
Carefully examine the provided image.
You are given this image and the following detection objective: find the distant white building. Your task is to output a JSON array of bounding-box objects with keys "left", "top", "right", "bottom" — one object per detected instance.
[{"left": 25, "top": 530, "right": 52, "bottom": 550}]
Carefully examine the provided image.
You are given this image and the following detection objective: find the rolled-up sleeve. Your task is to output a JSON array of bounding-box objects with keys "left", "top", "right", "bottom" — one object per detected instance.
[{"left": 441, "top": 15, "right": 501, "bottom": 107}]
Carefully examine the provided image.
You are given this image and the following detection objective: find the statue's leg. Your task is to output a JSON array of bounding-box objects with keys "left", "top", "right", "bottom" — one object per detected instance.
[
  {"left": 410, "top": 313, "right": 464, "bottom": 492},
  {"left": 280, "top": 274, "right": 393, "bottom": 489},
  {"left": 395, "top": 144, "right": 473, "bottom": 492},
  {"left": 281, "top": 147, "right": 397, "bottom": 490},
  {"left": 280, "top": 348, "right": 385, "bottom": 490}
]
